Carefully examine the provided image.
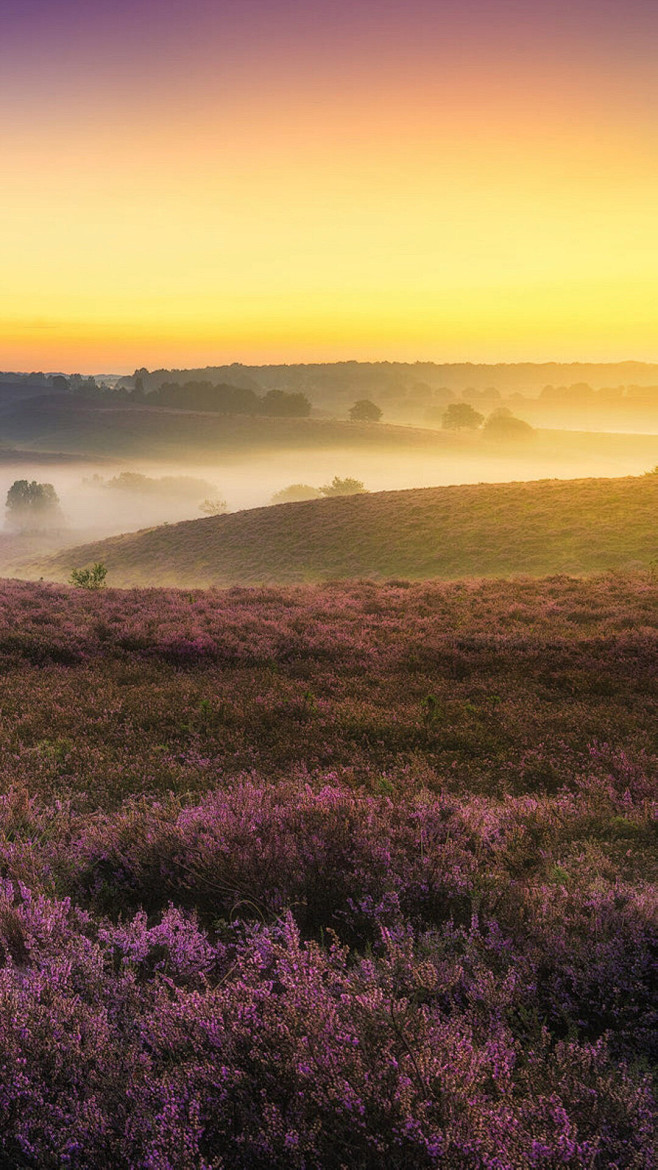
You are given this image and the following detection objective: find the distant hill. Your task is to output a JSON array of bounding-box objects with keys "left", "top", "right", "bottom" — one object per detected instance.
[
  {"left": 21, "top": 474, "right": 658, "bottom": 587},
  {"left": 0, "top": 395, "right": 461, "bottom": 457},
  {"left": 7, "top": 362, "right": 658, "bottom": 435},
  {"left": 5, "top": 391, "right": 658, "bottom": 478},
  {"left": 117, "top": 360, "right": 658, "bottom": 430},
  {"left": 120, "top": 360, "right": 658, "bottom": 398}
]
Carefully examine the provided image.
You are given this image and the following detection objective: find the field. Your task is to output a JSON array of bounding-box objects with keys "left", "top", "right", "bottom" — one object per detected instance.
[
  {"left": 5, "top": 392, "right": 658, "bottom": 471},
  {"left": 25, "top": 472, "right": 658, "bottom": 587},
  {"left": 0, "top": 396, "right": 464, "bottom": 457},
  {"left": 0, "top": 573, "right": 654, "bottom": 1167}
]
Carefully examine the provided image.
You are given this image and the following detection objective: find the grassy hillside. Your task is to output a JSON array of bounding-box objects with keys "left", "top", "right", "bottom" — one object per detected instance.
[
  {"left": 0, "top": 394, "right": 465, "bottom": 457},
  {"left": 25, "top": 473, "right": 658, "bottom": 587},
  {"left": 0, "top": 574, "right": 654, "bottom": 1165},
  {"left": 5, "top": 392, "right": 658, "bottom": 471}
]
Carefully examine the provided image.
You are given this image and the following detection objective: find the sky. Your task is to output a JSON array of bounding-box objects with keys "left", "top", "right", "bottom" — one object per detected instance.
[{"left": 1, "top": 0, "right": 657, "bottom": 372}]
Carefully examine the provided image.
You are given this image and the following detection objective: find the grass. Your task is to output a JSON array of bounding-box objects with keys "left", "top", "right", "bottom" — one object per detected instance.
[
  {"left": 0, "top": 395, "right": 468, "bottom": 457},
  {"left": 23, "top": 472, "right": 658, "bottom": 587}
]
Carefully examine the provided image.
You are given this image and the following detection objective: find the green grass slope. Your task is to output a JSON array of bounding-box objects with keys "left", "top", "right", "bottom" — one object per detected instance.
[{"left": 21, "top": 473, "right": 658, "bottom": 587}]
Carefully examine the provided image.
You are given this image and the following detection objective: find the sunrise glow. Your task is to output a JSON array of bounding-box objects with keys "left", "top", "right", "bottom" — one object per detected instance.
[{"left": 2, "top": 0, "right": 657, "bottom": 370}]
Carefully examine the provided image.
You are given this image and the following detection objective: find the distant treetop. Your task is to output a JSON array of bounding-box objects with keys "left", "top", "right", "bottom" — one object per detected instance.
[
  {"left": 147, "top": 381, "right": 311, "bottom": 417},
  {"left": 441, "top": 402, "right": 484, "bottom": 431},
  {"left": 482, "top": 408, "right": 534, "bottom": 440},
  {"left": 5, "top": 480, "right": 64, "bottom": 532},
  {"left": 349, "top": 399, "right": 382, "bottom": 422},
  {"left": 271, "top": 484, "right": 323, "bottom": 504},
  {"left": 319, "top": 476, "right": 367, "bottom": 497}
]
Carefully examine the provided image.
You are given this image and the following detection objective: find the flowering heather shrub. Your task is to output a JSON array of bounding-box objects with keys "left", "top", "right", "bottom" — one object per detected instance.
[
  {"left": 0, "top": 888, "right": 654, "bottom": 1168},
  {"left": 0, "top": 575, "right": 655, "bottom": 1165}
]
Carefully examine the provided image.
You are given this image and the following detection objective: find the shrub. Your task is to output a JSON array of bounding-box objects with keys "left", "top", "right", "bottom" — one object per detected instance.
[
  {"left": 441, "top": 403, "right": 484, "bottom": 430},
  {"left": 199, "top": 497, "right": 228, "bottom": 516},
  {"left": 349, "top": 399, "right": 382, "bottom": 422},
  {"left": 482, "top": 408, "right": 534, "bottom": 440},
  {"left": 319, "top": 476, "right": 367, "bottom": 496},
  {"left": 70, "top": 562, "right": 108, "bottom": 590},
  {"left": 271, "top": 484, "right": 323, "bottom": 504},
  {"left": 0, "top": 576, "right": 653, "bottom": 1164},
  {"left": 103, "top": 472, "right": 216, "bottom": 499}
]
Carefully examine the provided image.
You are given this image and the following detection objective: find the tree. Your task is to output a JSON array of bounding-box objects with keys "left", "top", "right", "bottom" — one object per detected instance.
[
  {"left": 151, "top": 381, "right": 259, "bottom": 415},
  {"left": 259, "top": 389, "right": 311, "bottom": 417},
  {"left": 482, "top": 408, "right": 534, "bottom": 441},
  {"left": 349, "top": 399, "right": 382, "bottom": 423},
  {"left": 319, "top": 476, "right": 367, "bottom": 497},
  {"left": 133, "top": 368, "right": 149, "bottom": 393},
  {"left": 441, "top": 403, "right": 484, "bottom": 431},
  {"left": 199, "top": 497, "right": 228, "bottom": 516},
  {"left": 70, "top": 563, "right": 107, "bottom": 590},
  {"left": 271, "top": 484, "right": 323, "bottom": 504},
  {"left": 5, "top": 480, "right": 63, "bottom": 532}
]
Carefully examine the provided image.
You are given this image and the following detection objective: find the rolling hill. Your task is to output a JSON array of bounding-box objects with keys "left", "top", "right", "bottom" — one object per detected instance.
[
  {"left": 0, "top": 395, "right": 468, "bottom": 457},
  {"left": 20, "top": 473, "right": 658, "bottom": 587}
]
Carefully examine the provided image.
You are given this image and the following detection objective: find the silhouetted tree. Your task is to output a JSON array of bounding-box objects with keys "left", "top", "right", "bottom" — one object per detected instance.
[
  {"left": 349, "top": 399, "right": 382, "bottom": 422},
  {"left": 150, "top": 381, "right": 259, "bottom": 415},
  {"left": 482, "top": 408, "right": 534, "bottom": 440},
  {"left": 199, "top": 497, "right": 228, "bottom": 516},
  {"left": 271, "top": 484, "right": 323, "bottom": 504},
  {"left": 5, "top": 480, "right": 63, "bottom": 532},
  {"left": 70, "top": 375, "right": 99, "bottom": 397},
  {"left": 441, "top": 403, "right": 484, "bottom": 431},
  {"left": 259, "top": 389, "right": 311, "bottom": 417},
  {"left": 133, "top": 368, "right": 150, "bottom": 392},
  {"left": 319, "top": 476, "right": 367, "bottom": 497}
]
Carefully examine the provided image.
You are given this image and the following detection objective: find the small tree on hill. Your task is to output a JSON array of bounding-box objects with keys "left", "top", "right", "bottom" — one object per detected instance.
[
  {"left": 319, "top": 476, "right": 367, "bottom": 497},
  {"left": 199, "top": 497, "right": 228, "bottom": 516},
  {"left": 5, "top": 480, "right": 63, "bottom": 532},
  {"left": 271, "top": 484, "right": 323, "bottom": 504},
  {"left": 482, "top": 408, "right": 534, "bottom": 441},
  {"left": 349, "top": 399, "right": 382, "bottom": 423},
  {"left": 441, "top": 403, "right": 484, "bottom": 431},
  {"left": 70, "top": 562, "right": 107, "bottom": 590}
]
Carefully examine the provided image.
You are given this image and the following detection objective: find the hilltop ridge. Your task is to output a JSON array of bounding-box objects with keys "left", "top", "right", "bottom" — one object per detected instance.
[{"left": 18, "top": 473, "right": 658, "bottom": 588}]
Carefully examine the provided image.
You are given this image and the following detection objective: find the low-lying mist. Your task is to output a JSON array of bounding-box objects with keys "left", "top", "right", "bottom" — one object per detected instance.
[{"left": 2, "top": 425, "right": 658, "bottom": 574}]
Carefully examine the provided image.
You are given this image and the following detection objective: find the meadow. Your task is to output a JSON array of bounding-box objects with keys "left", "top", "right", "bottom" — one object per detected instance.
[
  {"left": 0, "top": 573, "right": 654, "bottom": 1167},
  {"left": 28, "top": 472, "right": 658, "bottom": 588}
]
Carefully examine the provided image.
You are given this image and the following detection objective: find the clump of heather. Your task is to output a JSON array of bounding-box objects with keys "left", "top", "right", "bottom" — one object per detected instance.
[
  {"left": 0, "top": 887, "right": 654, "bottom": 1168},
  {"left": 0, "top": 575, "right": 655, "bottom": 1166}
]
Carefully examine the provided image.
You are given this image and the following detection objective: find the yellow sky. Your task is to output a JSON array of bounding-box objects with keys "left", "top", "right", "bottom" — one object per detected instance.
[{"left": 2, "top": 9, "right": 657, "bottom": 371}]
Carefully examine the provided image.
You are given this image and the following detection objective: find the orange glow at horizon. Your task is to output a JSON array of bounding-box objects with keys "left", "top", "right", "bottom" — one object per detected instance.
[{"left": 1, "top": 1, "right": 657, "bottom": 372}]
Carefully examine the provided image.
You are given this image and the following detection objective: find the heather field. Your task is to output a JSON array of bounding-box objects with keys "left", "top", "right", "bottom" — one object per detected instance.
[{"left": 0, "top": 573, "right": 654, "bottom": 1167}]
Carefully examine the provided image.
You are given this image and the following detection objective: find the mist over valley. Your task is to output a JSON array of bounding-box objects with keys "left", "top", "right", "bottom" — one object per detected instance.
[{"left": 4, "top": 362, "right": 658, "bottom": 582}]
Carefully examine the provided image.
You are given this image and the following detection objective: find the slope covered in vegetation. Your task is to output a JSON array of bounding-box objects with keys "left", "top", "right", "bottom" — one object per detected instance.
[
  {"left": 27, "top": 472, "right": 658, "bottom": 587},
  {"left": 0, "top": 395, "right": 460, "bottom": 457},
  {"left": 0, "top": 573, "right": 654, "bottom": 1166}
]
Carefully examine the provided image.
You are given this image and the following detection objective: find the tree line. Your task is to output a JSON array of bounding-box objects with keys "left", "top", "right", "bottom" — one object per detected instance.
[{"left": 148, "top": 381, "right": 312, "bottom": 417}]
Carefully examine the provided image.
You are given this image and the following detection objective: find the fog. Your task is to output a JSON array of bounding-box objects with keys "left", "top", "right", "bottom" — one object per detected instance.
[{"left": 2, "top": 425, "right": 658, "bottom": 574}]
